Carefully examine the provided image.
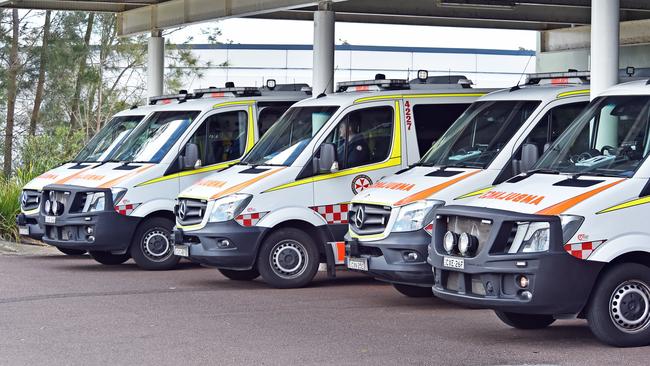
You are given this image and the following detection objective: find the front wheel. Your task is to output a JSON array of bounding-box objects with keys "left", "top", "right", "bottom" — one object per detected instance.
[
  {"left": 586, "top": 263, "right": 650, "bottom": 347},
  {"left": 393, "top": 283, "right": 434, "bottom": 298},
  {"left": 58, "top": 247, "right": 87, "bottom": 256},
  {"left": 218, "top": 268, "right": 260, "bottom": 281},
  {"left": 130, "top": 217, "right": 179, "bottom": 270},
  {"left": 495, "top": 311, "right": 555, "bottom": 329},
  {"left": 257, "top": 228, "right": 320, "bottom": 289},
  {"left": 89, "top": 251, "right": 130, "bottom": 265}
]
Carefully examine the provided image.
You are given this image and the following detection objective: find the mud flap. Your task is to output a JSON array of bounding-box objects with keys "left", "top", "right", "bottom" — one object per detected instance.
[{"left": 324, "top": 241, "right": 346, "bottom": 278}]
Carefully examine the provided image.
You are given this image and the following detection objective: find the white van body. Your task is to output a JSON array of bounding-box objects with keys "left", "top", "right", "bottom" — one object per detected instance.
[{"left": 173, "top": 77, "right": 493, "bottom": 288}]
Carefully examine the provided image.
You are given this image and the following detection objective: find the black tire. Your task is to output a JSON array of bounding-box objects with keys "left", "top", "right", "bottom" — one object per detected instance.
[
  {"left": 393, "top": 283, "right": 434, "bottom": 298},
  {"left": 129, "top": 217, "right": 180, "bottom": 271},
  {"left": 57, "top": 247, "right": 87, "bottom": 256},
  {"left": 495, "top": 311, "right": 555, "bottom": 329},
  {"left": 586, "top": 263, "right": 650, "bottom": 347},
  {"left": 89, "top": 251, "right": 130, "bottom": 265},
  {"left": 257, "top": 227, "right": 320, "bottom": 289},
  {"left": 218, "top": 268, "right": 260, "bottom": 281}
]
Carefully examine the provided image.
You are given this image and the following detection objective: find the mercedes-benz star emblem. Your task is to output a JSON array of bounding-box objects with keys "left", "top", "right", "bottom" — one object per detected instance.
[
  {"left": 355, "top": 206, "right": 365, "bottom": 229},
  {"left": 178, "top": 201, "right": 187, "bottom": 220}
]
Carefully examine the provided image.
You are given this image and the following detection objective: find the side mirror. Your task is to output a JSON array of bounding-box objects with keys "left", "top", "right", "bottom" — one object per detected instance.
[
  {"left": 519, "top": 143, "right": 540, "bottom": 173},
  {"left": 314, "top": 143, "right": 337, "bottom": 174},
  {"left": 181, "top": 143, "right": 200, "bottom": 170}
]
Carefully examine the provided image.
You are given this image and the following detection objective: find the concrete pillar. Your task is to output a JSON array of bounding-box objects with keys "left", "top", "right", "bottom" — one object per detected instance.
[
  {"left": 312, "top": 1, "right": 335, "bottom": 95},
  {"left": 147, "top": 30, "right": 164, "bottom": 97},
  {"left": 590, "top": 0, "right": 619, "bottom": 100}
]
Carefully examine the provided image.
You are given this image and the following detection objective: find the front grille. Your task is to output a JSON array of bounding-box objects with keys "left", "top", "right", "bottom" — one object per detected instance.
[
  {"left": 176, "top": 198, "right": 207, "bottom": 226},
  {"left": 444, "top": 215, "right": 492, "bottom": 257},
  {"left": 349, "top": 203, "right": 392, "bottom": 235},
  {"left": 21, "top": 190, "right": 40, "bottom": 211}
]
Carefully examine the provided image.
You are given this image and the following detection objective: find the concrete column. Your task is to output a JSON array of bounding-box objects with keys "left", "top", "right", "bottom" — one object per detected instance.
[
  {"left": 312, "top": 1, "right": 335, "bottom": 95},
  {"left": 590, "top": 0, "right": 619, "bottom": 100},
  {"left": 147, "top": 30, "right": 164, "bottom": 97}
]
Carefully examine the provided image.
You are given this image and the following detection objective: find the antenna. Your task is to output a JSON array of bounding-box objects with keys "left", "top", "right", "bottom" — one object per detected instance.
[
  {"left": 516, "top": 54, "right": 534, "bottom": 86},
  {"left": 318, "top": 68, "right": 336, "bottom": 98}
]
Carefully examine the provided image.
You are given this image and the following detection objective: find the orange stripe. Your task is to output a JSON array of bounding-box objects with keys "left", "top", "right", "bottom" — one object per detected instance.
[
  {"left": 98, "top": 165, "right": 154, "bottom": 188},
  {"left": 210, "top": 168, "right": 285, "bottom": 200},
  {"left": 53, "top": 165, "right": 96, "bottom": 185},
  {"left": 394, "top": 170, "right": 480, "bottom": 206},
  {"left": 336, "top": 242, "right": 346, "bottom": 262},
  {"left": 535, "top": 179, "right": 625, "bottom": 215}
]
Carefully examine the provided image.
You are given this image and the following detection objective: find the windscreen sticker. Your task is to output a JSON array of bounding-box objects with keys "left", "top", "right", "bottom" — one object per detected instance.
[{"left": 351, "top": 175, "right": 373, "bottom": 194}]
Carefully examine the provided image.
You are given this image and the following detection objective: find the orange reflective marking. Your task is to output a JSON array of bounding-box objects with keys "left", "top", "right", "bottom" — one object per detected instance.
[
  {"left": 98, "top": 165, "right": 155, "bottom": 188},
  {"left": 393, "top": 170, "right": 480, "bottom": 206},
  {"left": 336, "top": 242, "right": 346, "bottom": 262},
  {"left": 535, "top": 179, "right": 625, "bottom": 215},
  {"left": 210, "top": 168, "right": 285, "bottom": 200},
  {"left": 53, "top": 166, "right": 95, "bottom": 185}
]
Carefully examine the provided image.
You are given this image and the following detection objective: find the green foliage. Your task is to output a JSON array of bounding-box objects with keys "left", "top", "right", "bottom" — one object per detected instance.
[
  {"left": 20, "top": 126, "right": 86, "bottom": 174},
  {"left": 0, "top": 167, "right": 40, "bottom": 241}
]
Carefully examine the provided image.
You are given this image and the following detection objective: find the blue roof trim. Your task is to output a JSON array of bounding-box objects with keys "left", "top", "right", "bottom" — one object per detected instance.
[{"left": 175, "top": 43, "right": 535, "bottom": 56}]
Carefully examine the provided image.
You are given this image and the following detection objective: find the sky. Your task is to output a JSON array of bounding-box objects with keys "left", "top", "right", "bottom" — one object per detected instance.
[{"left": 166, "top": 18, "right": 538, "bottom": 50}]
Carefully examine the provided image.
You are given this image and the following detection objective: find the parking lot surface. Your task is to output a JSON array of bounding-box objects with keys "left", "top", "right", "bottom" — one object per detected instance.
[{"left": 1, "top": 252, "right": 649, "bottom": 366}]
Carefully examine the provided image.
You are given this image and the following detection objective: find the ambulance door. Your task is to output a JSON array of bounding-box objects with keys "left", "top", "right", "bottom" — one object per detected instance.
[
  {"left": 178, "top": 106, "right": 252, "bottom": 191},
  {"left": 311, "top": 100, "right": 403, "bottom": 241}
]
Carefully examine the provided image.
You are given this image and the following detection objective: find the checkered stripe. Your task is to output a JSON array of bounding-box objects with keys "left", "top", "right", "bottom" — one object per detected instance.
[
  {"left": 114, "top": 203, "right": 139, "bottom": 216},
  {"left": 235, "top": 212, "right": 267, "bottom": 227},
  {"left": 564, "top": 240, "right": 605, "bottom": 260},
  {"left": 311, "top": 203, "right": 349, "bottom": 224}
]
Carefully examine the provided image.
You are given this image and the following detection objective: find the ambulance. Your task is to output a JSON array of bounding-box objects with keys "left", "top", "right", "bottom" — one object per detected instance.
[
  {"left": 345, "top": 72, "right": 591, "bottom": 297},
  {"left": 429, "top": 80, "right": 650, "bottom": 347},
  {"left": 172, "top": 73, "right": 493, "bottom": 288},
  {"left": 17, "top": 104, "right": 164, "bottom": 254},
  {"left": 38, "top": 83, "right": 308, "bottom": 269}
]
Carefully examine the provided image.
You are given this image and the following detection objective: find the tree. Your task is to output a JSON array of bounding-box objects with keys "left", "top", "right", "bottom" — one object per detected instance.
[
  {"left": 28, "top": 10, "right": 51, "bottom": 136},
  {"left": 69, "top": 12, "right": 94, "bottom": 129},
  {"left": 3, "top": 9, "right": 19, "bottom": 178}
]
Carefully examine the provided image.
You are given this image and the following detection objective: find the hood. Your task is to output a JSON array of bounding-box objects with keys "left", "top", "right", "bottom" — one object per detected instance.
[
  {"left": 178, "top": 165, "right": 289, "bottom": 201},
  {"left": 464, "top": 173, "right": 626, "bottom": 215},
  {"left": 352, "top": 167, "right": 482, "bottom": 207},
  {"left": 23, "top": 162, "right": 104, "bottom": 191},
  {"left": 55, "top": 162, "right": 156, "bottom": 189}
]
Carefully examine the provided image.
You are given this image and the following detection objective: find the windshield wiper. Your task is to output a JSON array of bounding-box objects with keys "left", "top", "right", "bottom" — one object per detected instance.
[
  {"left": 448, "top": 162, "right": 484, "bottom": 169},
  {"left": 523, "top": 168, "right": 561, "bottom": 176}
]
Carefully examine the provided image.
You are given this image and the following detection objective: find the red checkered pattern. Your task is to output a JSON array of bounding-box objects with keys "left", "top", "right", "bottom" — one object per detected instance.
[
  {"left": 235, "top": 212, "right": 267, "bottom": 227},
  {"left": 311, "top": 204, "right": 349, "bottom": 224},
  {"left": 424, "top": 223, "right": 433, "bottom": 236},
  {"left": 114, "top": 203, "right": 139, "bottom": 216},
  {"left": 564, "top": 240, "right": 605, "bottom": 259}
]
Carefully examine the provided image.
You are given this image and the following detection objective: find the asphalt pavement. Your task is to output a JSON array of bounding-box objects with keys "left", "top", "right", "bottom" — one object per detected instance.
[{"left": 1, "top": 251, "right": 648, "bottom": 366}]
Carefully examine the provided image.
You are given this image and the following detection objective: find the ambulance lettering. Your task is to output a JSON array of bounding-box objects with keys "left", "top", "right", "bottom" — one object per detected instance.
[
  {"left": 38, "top": 173, "right": 58, "bottom": 180},
  {"left": 76, "top": 174, "right": 106, "bottom": 181},
  {"left": 404, "top": 100, "right": 413, "bottom": 130},
  {"left": 478, "top": 190, "right": 545, "bottom": 205},
  {"left": 368, "top": 181, "right": 416, "bottom": 192},
  {"left": 196, "top": 179, "right": 228, "bottom": 188}
]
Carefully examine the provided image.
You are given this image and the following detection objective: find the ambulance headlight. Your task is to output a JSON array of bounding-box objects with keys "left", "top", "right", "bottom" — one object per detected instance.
[
  {"left": 508, "top": 222, "right": 550, "bottom": 253},
  {"left": 209, "top": 194, "right": 252, "bottom": 223},
  {"left": 83, "top": 192, "right": 106, "bottom": 212},
  {"left": 392, "top": 200, "right": 444, "bottom": 232}
]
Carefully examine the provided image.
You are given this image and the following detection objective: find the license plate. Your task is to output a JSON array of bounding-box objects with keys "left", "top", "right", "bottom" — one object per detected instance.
[
  {"left": 45, "top": 216, "right": 56, "bottom": 224},
  {"left": 173, "top": 245, "right": 189, "bottom": 257},
  {"left": 443, "top": 256, "right": 464, "bottom": 270},
  {"left": 347, "top": 257, "right": 368, "bottom": 271},
  {"left": 18, "top": 226, "right": 29, "bottom": 235}
]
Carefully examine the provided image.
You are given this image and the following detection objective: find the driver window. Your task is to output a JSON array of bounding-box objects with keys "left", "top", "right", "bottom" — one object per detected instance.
[
  {"left": 322, "top": 106, "right": 393, "bottom": 170},
  {"left": 204, "top": 110, "right": 248, "bottom": 165}
]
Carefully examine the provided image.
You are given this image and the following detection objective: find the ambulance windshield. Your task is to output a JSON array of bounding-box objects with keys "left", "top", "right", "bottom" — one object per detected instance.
[
  {"left": 73, "top": 114, "right": 144, "bottom": 162},
  {"left": 242, "top": 106, "right": 339, "bottom": 166},
  {"left": 420, "top": 100, "right": 540, "bottom": 169},
  {"left": 111, "top": 110, "right": 200, "bottom": 163},
  {"left": 536, "top": 95, "right": 650, "bottom": 178}
]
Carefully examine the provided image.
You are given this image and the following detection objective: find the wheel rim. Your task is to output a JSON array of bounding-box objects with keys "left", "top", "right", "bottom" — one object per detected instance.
[
  {"left": 269, "top": 240, "right": 308, "bottom": 279},
  {"left": 141, "top": 229, "right": 172, "bottom": 262},
  {"left": 609, "top": 279, "right": 650, "bottom": 333}
]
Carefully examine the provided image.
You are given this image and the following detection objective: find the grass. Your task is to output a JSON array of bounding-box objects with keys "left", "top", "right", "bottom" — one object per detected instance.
[{"left": 0, "top": 166, "right": 40, "bottom": 242}]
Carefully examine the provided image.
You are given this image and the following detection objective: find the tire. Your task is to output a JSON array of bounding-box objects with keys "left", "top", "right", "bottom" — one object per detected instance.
[
  {"left": 393, "top": 283, "right": 434, "bottom": 298},
  {"left": 257, "top": 227, "right": 320, "bottom": 289},
  {"left": 89, "top": 251, "right": 130, "bottom": 265},
  {"left": 586, "top": 263, "right": 650, "bottom": 347},
  {"left": 495, "top": 311, "right": 555, "bottom": 330},
  {"left": 218, "top": 268, "right": 260, "bottom": 281},
  {"left": 129, "top": 217, "right": 180, "bottom": 271},
  {"left": 57, "top": 247, "right": 87, "bottom": 256}
]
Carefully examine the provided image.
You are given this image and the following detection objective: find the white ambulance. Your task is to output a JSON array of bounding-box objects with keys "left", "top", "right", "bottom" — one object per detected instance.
[
  {"left": 17, "top": 104, "right": 166, "bottom": 253},
  {"left": 429, "top": 80, "right": 650, "bottom": 347},
  {"left": 172, "top": 73, "right": 493, "bottom": 288},
  {"left": 38, "top": 84, "right": 308, "bottom": 269},
  {"left": 345, "top": 72, "right": 592, "bottom": 297}
]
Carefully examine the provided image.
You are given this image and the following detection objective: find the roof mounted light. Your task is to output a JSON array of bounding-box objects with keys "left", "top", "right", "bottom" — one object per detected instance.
[
  {"left": 193, "top": 86, "right": 262, "bottom": 98},
  {"left": 336, "top": 78, "right": 409, "bottom": 92},
  {"left": 148, "top": 91, "right": 193, "bottom": 105},
  {"left": 417, "top": 70, "right": 429, "bottom": 82},
  {"left": 525, "top": 70, "right": 590, "bottom": 85},
  {"left": 266, "top": 79, "right": 277, "bottom": 90}
]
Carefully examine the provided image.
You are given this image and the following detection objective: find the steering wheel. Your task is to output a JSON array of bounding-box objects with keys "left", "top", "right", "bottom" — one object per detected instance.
[
  {"left": 601, "top": 145, "right": 616, "bottom": 155},
  {"left": 570, "top": 151, "right": 593, "bottom": 163}
]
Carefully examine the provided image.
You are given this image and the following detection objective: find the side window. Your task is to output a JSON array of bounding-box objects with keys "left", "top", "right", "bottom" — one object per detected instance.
[
  {"left": 258, "top": 104, "right": 292, "bottom": 137},
  {"left": 413, "top": 103, "right": 470, "bottom": 156},
  {"left": 323, "top": 106, "right": 393, "bottom": 170},
  {"left": 204, "top": 110, "right": 248, "bottom": 165},
  {"left": 524, "top": 101, "right": 589, "bottom": 155},
  {"left": 187, "top": 121, "right": 207, "bottom": 165}
]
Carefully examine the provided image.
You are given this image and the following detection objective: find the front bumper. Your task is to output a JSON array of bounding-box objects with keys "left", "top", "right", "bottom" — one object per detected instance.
[
  {"left": 16, "top": 213, "right": 44, "bottom": 240},
  {"left": 429, "top": 205, "right": 604, "bottom": 316},
  {"left": 346, "top": 230, "right": 433, "bottom": 287},
  {"left": 174, "top": 221, "right": 267, "bottom": 270},
  {"left": 39, "top": 184, "right": 141, "bottom": 252}
]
